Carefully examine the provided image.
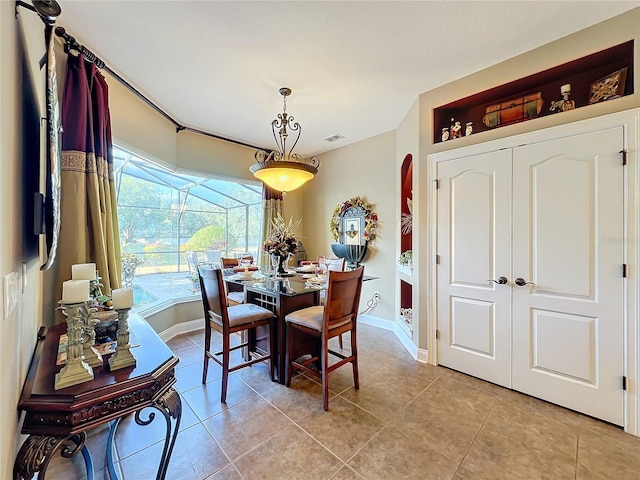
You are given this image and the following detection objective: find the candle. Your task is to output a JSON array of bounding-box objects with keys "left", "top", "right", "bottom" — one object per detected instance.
[
  {"left": 72, "top": 263, "right": 97, "bottom": 280},
  {"left": 561, "top": 84, "right": 571, "bottom": 94},
  {"left": 112, "top": 288, "right": 134, "bottom": 310},
  {"left": 62, "top": 280, "right": 90, "bottom": 304}
]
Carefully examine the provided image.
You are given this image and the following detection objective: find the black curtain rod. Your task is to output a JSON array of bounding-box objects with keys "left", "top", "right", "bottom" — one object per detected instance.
[{"left": 51, "top": 25, "right": 262, "bottom": 151}]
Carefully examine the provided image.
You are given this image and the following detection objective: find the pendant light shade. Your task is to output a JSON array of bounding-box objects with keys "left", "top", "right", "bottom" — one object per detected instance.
[{"left": 250, "top": 87, "right": 319, "bottom": 193}]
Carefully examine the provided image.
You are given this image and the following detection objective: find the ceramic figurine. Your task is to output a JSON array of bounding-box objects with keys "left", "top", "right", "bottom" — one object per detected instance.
[
  {"left": 561, "top": 84, "right": 575, "bottom": 111},
  {"left": 441, "top": 127, "right": 449, "bottom": 142},
  {"left": 450, "top": 119, "right": 462, "bottom": 139},
  {"left": 465, "top": 122, "right": 473, "bottom": 136}
]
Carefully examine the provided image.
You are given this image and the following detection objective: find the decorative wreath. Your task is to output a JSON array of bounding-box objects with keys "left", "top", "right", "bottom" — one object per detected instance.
[{"left": 330, "top": 196, "right": 378, "bottom": 243}]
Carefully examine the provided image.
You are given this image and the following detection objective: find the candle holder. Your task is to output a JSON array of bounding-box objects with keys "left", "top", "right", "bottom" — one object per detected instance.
[
  {"left": 108, "top": 307, "right": 137, "bottom": 370},
  {"left": 80, "top": 305, "right": 103, "bottom": 368},
  {"left": 55, "top": 300, "right": 94, "bottom": 390}
]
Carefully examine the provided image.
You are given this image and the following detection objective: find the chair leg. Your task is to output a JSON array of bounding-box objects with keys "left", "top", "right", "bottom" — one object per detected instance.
[
  {"left": 269, "top": 320, "right": 276, "bottom": 382},
  {"left": 202, "top": 321, "right": 211, "bottom": 384},
  {"left": 338, "top": 334, "right": 343, "bottom": 350},
  {"left": 221, "top": 333, "right": 230, "bottom": 403},
  {"left": 322, "top": 338, "right": 330, "bottom": 411},
  {"left": 351, "top": 328, "right": 359, "bottom": 390},
  {"left": 285, "top": 323, "right": 293, "bottom": 387}
]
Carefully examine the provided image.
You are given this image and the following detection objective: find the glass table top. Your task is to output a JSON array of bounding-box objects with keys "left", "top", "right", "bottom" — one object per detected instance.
[{"left": 224, "top": 269, "right": 377, "bottom": 297}]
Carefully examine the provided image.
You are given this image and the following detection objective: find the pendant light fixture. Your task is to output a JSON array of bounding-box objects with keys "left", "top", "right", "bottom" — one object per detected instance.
[{"left": 250, "top": 87, "right": 320, "bottom": 193}]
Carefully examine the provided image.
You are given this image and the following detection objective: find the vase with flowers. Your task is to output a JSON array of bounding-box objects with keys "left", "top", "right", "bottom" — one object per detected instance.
[{"left": 263, "top": 215, "right": 301, "bottom": 274}]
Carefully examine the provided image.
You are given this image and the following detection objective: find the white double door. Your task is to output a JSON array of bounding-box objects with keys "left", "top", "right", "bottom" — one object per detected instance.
[{"left": 436, "top": 127, "right": 624, "bottom": 425}]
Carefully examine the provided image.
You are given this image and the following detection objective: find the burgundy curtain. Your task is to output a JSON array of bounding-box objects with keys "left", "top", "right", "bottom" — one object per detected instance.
[
  {"left": 54, "top": 54, "right": 121, "bottom": 316},
  {"left": 260, "top": 185, "right": 284, "bottom": 267}
]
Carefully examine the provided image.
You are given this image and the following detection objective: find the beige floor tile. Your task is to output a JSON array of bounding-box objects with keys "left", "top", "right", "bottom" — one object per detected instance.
[
  {"left": 348, "top": 425, "right": 458, "bottom": 480},
  {"left": 339, "top": 373, "right": 423, "bottom": 423},
  {"left": 175, "top": 359, "right": 223, "bottom": 392},
  {"left": 330, "top": 465, "right": 367, "bottom": 479},
  {"left": 261, "top": 375, "right": 331, "bottom": 422},
  {"left": 119, "top": 422, "right": 228, "bottom": 479},
  {"left": 232, "top": 361, "right": 278, "bottom": 394},
  {"left": 482, "top": 398, "right": 578, "bottom": 457},
  {"left": 167, "top": 334, "right": 200, "bottom": 351},
  {"left": 203, "top": 396, "right": 293, "bottom": 460},
  {"left": 422, "top": 376, "right": 498, "bottom": 419},
  {"left": 390, "top": 393, "right": 484, "bottom": 463},
  {"left": 233, "top": 425, "right": 343, "bottom": 480},
  {"left": 67, "top": 325, "right": 640, "bottom": 480},
  {"left": 577, "top": 429, "right": 640, "bottom": 479},
  {"left": 437, "top": 366, "right": 506, "bottom": 397},
  {"left": 297, "top": 396, "right": 384, "bottom": 462},
  {"left": 461, "top": 426, "right": 576, "bottom": 480},
  {"left": 205, "top": 464, "right": 244, "bottom": 480},
  {"left": 181, "top": 375, "right": 258, "bottom": 421}
]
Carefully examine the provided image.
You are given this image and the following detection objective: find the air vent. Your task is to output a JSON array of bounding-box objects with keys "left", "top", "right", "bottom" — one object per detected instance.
[{"left": 324, "top": 134, "right": 345, "bottom": 143}]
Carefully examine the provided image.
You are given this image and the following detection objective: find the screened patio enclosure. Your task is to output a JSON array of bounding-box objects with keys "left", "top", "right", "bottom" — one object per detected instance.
[{"left": 112, "top": 145, "right": 264, "bottom": 306}]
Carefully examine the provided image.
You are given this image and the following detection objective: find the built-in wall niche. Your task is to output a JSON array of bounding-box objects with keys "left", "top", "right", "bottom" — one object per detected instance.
[
  {"left": 434, "top": 40, "right": 634, "bottom": 143},
  {"left": 399, "top": 279, "right": 413, "bottom": 336},
  {"left": 400, "top": 154, "right": 413, "bottom": 255}
]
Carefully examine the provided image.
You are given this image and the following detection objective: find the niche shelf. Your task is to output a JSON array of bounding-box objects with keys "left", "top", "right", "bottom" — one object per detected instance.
[{"left": 434, "top": 40, "right": 634, "bottom": 143}]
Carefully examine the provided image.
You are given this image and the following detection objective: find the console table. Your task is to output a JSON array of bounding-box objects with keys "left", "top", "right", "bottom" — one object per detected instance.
[{"left": 13, "top": 314, "right": 181, "bottom": 480}]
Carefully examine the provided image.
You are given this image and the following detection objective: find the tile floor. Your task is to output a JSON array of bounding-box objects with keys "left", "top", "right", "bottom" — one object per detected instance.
[{"left": 47, "top": 322, "right": 640, "bottom": 479}]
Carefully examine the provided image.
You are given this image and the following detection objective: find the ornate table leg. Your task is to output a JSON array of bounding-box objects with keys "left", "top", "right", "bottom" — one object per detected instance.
[
  {"left": 14, "top": 432, "right": 92, "bottom": 480},
  {"left": 147, "top": 387, "right": 182, "bottom": 480},
  {"left": 105, "top": 387, "right": 182, "bottom": 480}
]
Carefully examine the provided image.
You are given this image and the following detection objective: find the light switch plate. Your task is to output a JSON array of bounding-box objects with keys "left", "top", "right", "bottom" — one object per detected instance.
[{"left": 4, "top": 271, "right": 19, "bottom": 320}]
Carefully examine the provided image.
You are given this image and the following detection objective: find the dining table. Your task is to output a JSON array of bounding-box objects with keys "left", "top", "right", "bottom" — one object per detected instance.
[
  {"left": 224, "top": 267, "right": 377, "bottom": 383},
  {"left": 225, "top": 268, "right": 322, "bottom": 383}
]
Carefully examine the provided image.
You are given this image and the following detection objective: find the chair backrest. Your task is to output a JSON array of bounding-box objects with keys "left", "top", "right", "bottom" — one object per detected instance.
[
  {"left": 238, "top": 254, "right": 254, "bottom": 266},
  {"left": 186, "top": 251, "right": 200, "bottom": 275},
  {"left": 221, "top": 257, "right": 239, "bottom": 268},
  {"left": 198, "top": 266, "right": 229, "bottom": 329},
  {"left": 318, "top": 256, "right": 346, "bottom": 271},
  {"left": 204, "top": 249, "right": 222, "bottom": 265},
  {"left": 323, "top": 267, "right": 364, "bottom": 335}
]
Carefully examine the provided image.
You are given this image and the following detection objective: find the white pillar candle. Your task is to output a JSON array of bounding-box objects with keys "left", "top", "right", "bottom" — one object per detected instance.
[
  {"left": 112, "top": 288, "right": 134, "bottom": 309},
  {"left": 62, "top": 280, "right": 90, "bottom": 304},
  {"left": 72, "top": 263, "right": 97, "bottom": 280}
]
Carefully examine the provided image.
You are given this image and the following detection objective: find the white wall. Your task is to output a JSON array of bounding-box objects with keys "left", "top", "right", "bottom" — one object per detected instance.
[
  {"left": 0, "top": 5, "right": 48, "bottom": 478},
  {"left": 303, "top": 131, "right": 397, "bottom": 324}
]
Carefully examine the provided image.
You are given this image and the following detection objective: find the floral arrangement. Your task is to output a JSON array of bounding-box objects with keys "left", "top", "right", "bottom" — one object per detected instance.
[
  {"left": 401, "top": 197, "right": 413, "bottom": 235},
  {"left": 263, "top": 214, "right": 300, "bottom": 257},
  {"left": 330, "top": 196, "right": 378, "bottom": 242},
  {"left": 398, "top": 250, "right": 413, "bottom": 267}
]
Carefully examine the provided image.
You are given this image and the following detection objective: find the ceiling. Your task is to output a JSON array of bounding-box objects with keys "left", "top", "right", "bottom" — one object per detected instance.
[{"left": 54, "top": 1, "right": 640, "bottom": 157}]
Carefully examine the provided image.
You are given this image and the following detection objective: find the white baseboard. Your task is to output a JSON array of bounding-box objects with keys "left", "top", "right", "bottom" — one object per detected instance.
[
  {"left": 159, "top": 318, "right": 203, "bottom": 342},
  {"left": 416, "top": 347, "right": 429, "bottom": 363},
  {"left": 359, "top": 314, "right": 394, "bottom": 331}
]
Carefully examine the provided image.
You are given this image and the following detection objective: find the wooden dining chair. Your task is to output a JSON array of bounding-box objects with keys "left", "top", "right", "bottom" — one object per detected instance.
[
  {"left": 317, "top": 255, "right": 348, "bottom": 348},
  {"left": 221, "top": 257, "right": 239, "bottom": 268},
  {"left": 285, "top": 267, "right": 364, "bottom": 410},
  {"left": 198, "top": 265, "right": 276, "bottom": 402}
]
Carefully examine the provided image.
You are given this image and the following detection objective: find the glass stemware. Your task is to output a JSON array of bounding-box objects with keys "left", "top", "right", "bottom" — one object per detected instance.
[{"left": 271, "top": 254, "right": 282, "bottom": 280}]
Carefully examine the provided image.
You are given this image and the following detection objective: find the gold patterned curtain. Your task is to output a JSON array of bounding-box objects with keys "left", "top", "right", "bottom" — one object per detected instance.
[
  {"left": 260, "top": 185, "right": 284, "bottom": 267},
  {"left": 54, "top": 54, "right": 121, "bottom": 318}
]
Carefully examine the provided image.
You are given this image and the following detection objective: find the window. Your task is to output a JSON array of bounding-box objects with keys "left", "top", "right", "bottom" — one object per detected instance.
[{"left": 113, "top": 145, "right": 263, "bottom": 308}]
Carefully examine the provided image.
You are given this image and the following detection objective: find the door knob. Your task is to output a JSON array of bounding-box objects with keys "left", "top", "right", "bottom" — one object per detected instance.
[
  {"left": 514, "top": 277, "right": 535, "bottom": 287},
  {"left": 487, "top": 276, "right": 508, "bottom": 285}
]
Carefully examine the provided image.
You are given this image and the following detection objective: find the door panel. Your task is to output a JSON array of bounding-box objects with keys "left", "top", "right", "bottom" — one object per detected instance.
[
  {"left": 512, "top": 128, "right": 624, "bottom": 425},
  {"left": 437, "top": 150, "right": 512, "bottom": 388}
]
